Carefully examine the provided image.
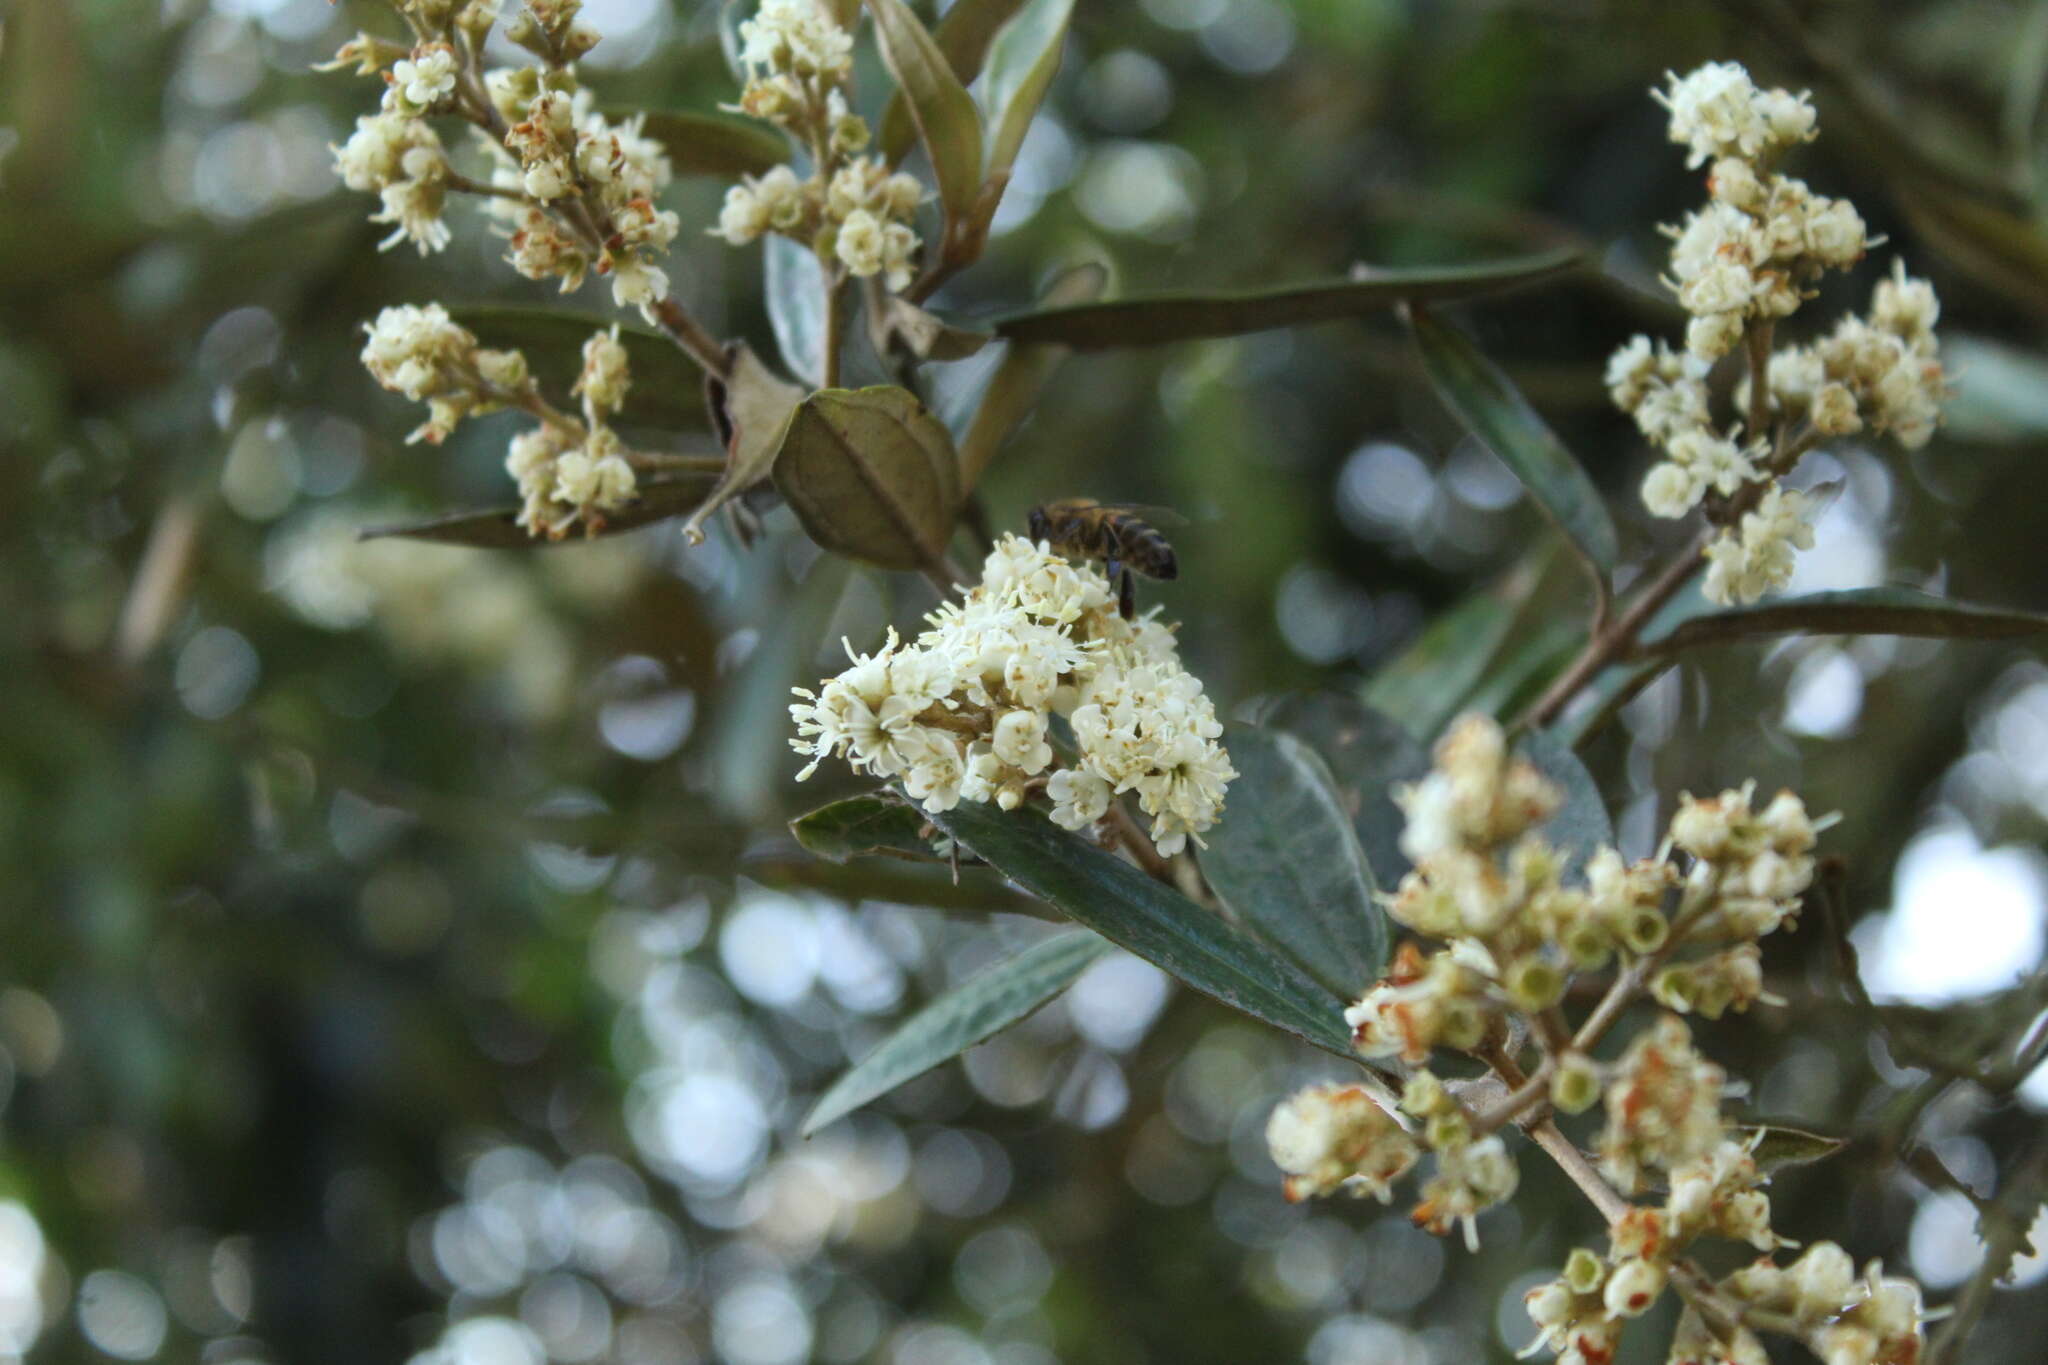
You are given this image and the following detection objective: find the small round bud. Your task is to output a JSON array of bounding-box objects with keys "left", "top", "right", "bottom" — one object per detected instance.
[
  {"left": 1439, "top": 1000, "right": 1489, "bottom": 1051},
  {"left": 1401, "top": 1070, "right": 1449, "bottom": 1119},
  {"left": 1550, "top": 1053, "right": 1602, "bottom": 1115},
  {"left": 1563, "top": 1247, "right": 1606, "bottom": 1295},
  {"left": 1651, "top": 966, "right": 1698, "bottom": 1013},
  {"left": 1562, "top": 922, "right": 1612, "bottom": 971},
  {"left": 1602, "top": 1258, "right": 1667, "bottom": 1318},
  {"left": 1425, "top": 1111, "right": 1471, "bottom": 1152},
  {"left": 1506, "top": 957, "right": 1567, "bottom": 1011},
  {"left": 1619, "top": 905, "right": 1668, "bottom": 955}
]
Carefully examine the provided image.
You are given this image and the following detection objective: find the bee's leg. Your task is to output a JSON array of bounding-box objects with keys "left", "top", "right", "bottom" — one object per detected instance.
[{"left": 1116, "top": 563, "right": 1136, "bottom": 619}]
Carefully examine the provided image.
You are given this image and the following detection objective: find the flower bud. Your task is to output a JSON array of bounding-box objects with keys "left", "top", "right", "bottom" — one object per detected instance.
[
  {"left": 1506, "top": 956, "right": 1567, "bottom": 1011},
  {"left": 1563, "top": 1247, "right": 1606, "bottom": 1295},
  {"left": 1603, "top": 1257, "right": 1667, "bottom": 1318},
  {"left": 1550, "top": 1052, "right": 1602, "bottom": 1115}
]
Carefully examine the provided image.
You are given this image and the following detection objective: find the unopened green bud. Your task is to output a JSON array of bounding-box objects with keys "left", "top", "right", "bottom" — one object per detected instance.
[
  {"left": 1621, "top": 905, "right": 1669, "bottom": 955},
  {"left": 1562, "top": 922, "right": 1612, "bottom": 971},
  {"left": 1550, "top": 1052, "right": 1602, "bottom": 1115},
  {"left": 1440, "top": 1000, "right": 1489, "bottom": 1051},
  {"left": 1506, "top": 957, "right": 1567, "bottom": 1012},
  {"left": 1651, "top": 966, "right": 1696, "bottom": 1013},
  {"left": 1563, "top": 1246, "right": 1606, "bottom": 1295},
  {"left": 1425, "top": 1111, "right": 1471, "bottom": 1152},
  {"left": 1401, "top": 1070, "right": 1448, "bottom": 1119}
]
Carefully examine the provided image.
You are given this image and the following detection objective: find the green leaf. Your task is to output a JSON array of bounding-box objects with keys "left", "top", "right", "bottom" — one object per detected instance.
[
  {"left": 773, "top": 385, "right": 963, "bottom": 570},
  {"left": 1635, "top": 588, "right": 2048, "bottom": 655},
  {"left": 1407, "top": 306, "right": 1618, "bottom": 578},
  {"left": 791, "top": 792, "right": 941, "bottom": 863},
  {"left": 444, "top": 307, "right": 705, "bottom": 430},
  {"left": 1363, "top": 553, "right": 1550, "bottom": 741},
  {"left": 1199, "top": 729, "right": 1387, "bottom": 999},
  {"left": 992, "top": 251, "right": 1580, "bottom": 350},
  {"left": 878, "top": 0, "right": 1027, "bottom": 163},
  {"left": 357, "top": 468, "right": 721, "bottom": 549},
  {"left": 1736, "top": 1123, "right": 1847, "bottom": 1175},
  {"left": 1256, "top": 692, "right": 1429, "bottom": 890},
  {"left": 630, "top": 109, "right": 789, "bottom": 179},
  {"left": 928, "top": 802, "right": 1354, "bottom": 1056},
  {"left": 684, "top": 342, "right": 807, "bottom": 545},
  {"left": 867, "top": 0, "right": 985, "bottom": 238},
  {"left": 765, "top": 234, "right": 828, "bottom": 387},
  {"left": 956, "top": 262, "right": 1107, "bottom": 489},
  {"left": 981, "top": 0, "right": 1072, "bottom": 186},
  {"left": 802, "top": 928, "right": 1110, "bottom": 1135},
  {"left": 1518, "top": 727, "right": 1613, "bottom": 875}
]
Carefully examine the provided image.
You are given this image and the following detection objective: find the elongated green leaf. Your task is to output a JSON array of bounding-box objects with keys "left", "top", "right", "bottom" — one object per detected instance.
[
  {"left": 357, "top": 468, "right": 721, "bottom": 549},
  {"left": 993, "top": 251, "right": 1580, "bottom": 350},
  {"left": 1408, "top": 307, "right": 1618, "bottom": 578},
  {"left": 765, "top": 234, "right": 828, "bottom": 387},
  {"left": 878, "top": 0, "right": 1028, "bottom": 163},
  {"left": 929, "top": 803, "right": 1354, "bottom": 1056},
  {"left": 1199, "top": 729, "right": 1387, "bottom": 999},
  {"left": 1364, "top": 553, "right": 1549, "bottom": 740},
  {"left": 1257, "top": 692, "right": 1429, "bottom": 890},
  {"left": 630, "top": 109, "right": 788, "bottom": 178},
  {"left": 981, "top": 0, "right": 1072, "bottom": 184},
  {"left": 791, "top": 792, "right": 941, "bottom": 863},
  {"left": 1736, "top": 1123, "right": 1847, "bottom": 1175},
  {"left": 775, "top": 385, "right": 962, "bottom": 569},
  {"left": 1636, "top": 588, "right": 2048, "bottom": 655},
  {"left": 956, "top": 262, "right": 1107, "bottom": 488},
  {"left": 1519, "top": 727, "right": 1613, "bottom": 875},
  {"left": 445, "top": 307, "right": 705, "bottom": 430},
  {"left": 803, "top": 929, "right": 1110, "bottom": 1134},
  {"left": 867, "top": 0, "right": 985, "bottom": 232}
]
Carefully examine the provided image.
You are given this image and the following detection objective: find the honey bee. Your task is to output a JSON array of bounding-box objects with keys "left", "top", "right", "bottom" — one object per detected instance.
[{"left": 1025, "top": 498, "right": 1180, "bottom": 619}]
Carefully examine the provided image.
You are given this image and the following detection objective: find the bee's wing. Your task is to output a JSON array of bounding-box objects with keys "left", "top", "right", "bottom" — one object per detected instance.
[{"left": 1093, "top": 501, "right": 1190, "bottom": 529}]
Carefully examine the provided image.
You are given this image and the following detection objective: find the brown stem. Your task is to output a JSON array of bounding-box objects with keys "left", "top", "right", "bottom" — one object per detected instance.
[
  {"left": 1105, "top": 801, "right": 1177, "bottom": 886},
  {"left": 1514, "top": 526, "right": 1713, "bottom": 730},
  {"left": 821, "top": 267, "right": 846, "bottom": 389},
  {"left": 1743, "top": 319, "right": 1775, "bottom": 442},
  {"left": 1527, "top": 1117, "right": 1632, "bottom": 1224}
]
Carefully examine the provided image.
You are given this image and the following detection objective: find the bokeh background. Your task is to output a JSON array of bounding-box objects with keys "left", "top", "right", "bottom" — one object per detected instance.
[{"left": 7, "top": 0, "right": 2048, "bottom": 1361}]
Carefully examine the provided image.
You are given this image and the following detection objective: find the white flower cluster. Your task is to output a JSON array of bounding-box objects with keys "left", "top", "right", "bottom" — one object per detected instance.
[
  {"left": 714, "top": 1, "right": 926, "bottom": 291},
  {"left": 506, "top": 324, "right": 641, "bottom": 537},
  {"left": 357, "top": 305, "right": 639, "bottom": 535},
  {"left": 1694, "top": 1244, "right": 1924, "bottom": 1365},
  {"left": 323, "top": 8, "right": 681, "bottom": 321},
  {"left": 333, "top": 109, "right": 452, "bottom": 255},
  {"left": 1263, "top": 1082, "right": 1419, "bottom": 1203},
  {"left": 789, "top": 536, "right": 1235, "bottom": 856},
  {"left": 359, "top": 303, "right": 528, "bottom": 444},
  {"left": 1610, "top": 61, "right": 1948, "bottom": 606},
  {"left": 487, "top": 79, "right": 680, "bottom": 316}
]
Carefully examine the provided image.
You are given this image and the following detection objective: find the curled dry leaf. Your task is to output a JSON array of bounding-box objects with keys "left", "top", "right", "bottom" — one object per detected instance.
[{"left": 684, "top": 342, "right": 806, "bottom": 546}]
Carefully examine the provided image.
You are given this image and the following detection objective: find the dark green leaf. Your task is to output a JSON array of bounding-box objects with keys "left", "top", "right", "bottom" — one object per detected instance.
[
  {"left": 1407, "top": 307, "right": 1618, "bottom": 578},
  {"left": 928, "top": 802, "right": 1354, "bottom": 1056},
  {"left": 765, "top": 235, "right": 828, "bottom": 387},
  {"left": 1256, "top": 692, "right": 1429, "bottom": 890},
  {"left": 1519, "top": 727, "right": 1613, "bottom": 875},
  {"left": 445, "top": 307, "right": 706, "bottom": 430},
  {"left": 1736, "top": 1123, "right": 1847, "bottom": 1175},
  {"left": 1364, "top": 553, "right": 1550, "bottom": 741},
  {"left": 866, "top": 0, "right": 985, "bottom": 235},
  {"left": 878, "top": 0, "right": 1027, "bottom": 163},
  {"left": 1199, "top": 729, "right": 1387, "bottom": 999},
  {"left": 630, "top": 109, "right": 788, "bottom": 179},
  {"left": 992, "top": 251, "right": 1580, "bottom": 350},
  {"left": 981, "top": 0, "right": 1072, "bottom": 185},
  {"left": 1636, "top": 588, "right": 2048, "bottom": 655},
  {"left": 791, "top": 792, "right": 941, "bottom": 863},
  {"left": 773, "top": 385, "right": 962, "bottom": 569},
  {"left": 803, "top": 928, "right": 1110, "bottom": 1135},
  {"left": 956, "top": 262, "right": 1107, "bottom": 488},
  {"left": 357, "top": 468, "right": 721, "bottom": 549}
]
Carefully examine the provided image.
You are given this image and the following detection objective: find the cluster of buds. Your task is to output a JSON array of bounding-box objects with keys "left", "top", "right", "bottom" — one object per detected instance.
[
  {"left": 1264, "top": 710, "right": 1919, "bottom": 1363},
  {"left": 1672, "top": 1244, "right": 1924, "bottom": 1365},
  {"left": 713, "top": 1, "right": 926, "bottom": 291},
  {"left": 789, "top": 536, "right": 1236, "bottom": 855},
  {"left": 323, "top": 2, "right": 681, "bottom": 319},
  {"left": 1606, "top": 61, "right": 1948, "bottom": 605},
  {"left": 359, "top": 305, "right": 640, "bottom": 537}
]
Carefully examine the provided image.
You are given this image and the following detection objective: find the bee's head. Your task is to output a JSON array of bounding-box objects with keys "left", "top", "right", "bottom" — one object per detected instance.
[{"left": 1025, "top": 505, "right": 1049, "bottom": 542}]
